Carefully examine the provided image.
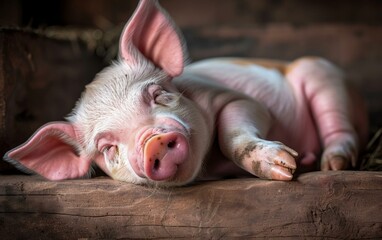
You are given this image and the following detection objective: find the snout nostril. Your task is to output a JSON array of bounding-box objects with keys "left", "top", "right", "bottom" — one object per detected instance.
[
  {"left": 144, "top": 132, "right": 188, "bottom": 180},
  {"left": 167, "top": 140, "right": 176, "bottom": 149},
  {"left": 154, "top": 159, "right": 160, "bottom": 170}
]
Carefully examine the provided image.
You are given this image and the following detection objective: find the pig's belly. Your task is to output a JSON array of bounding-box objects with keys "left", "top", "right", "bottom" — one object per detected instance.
[{"left": 187, "top": 59, "right": 322, "bottom": 171}]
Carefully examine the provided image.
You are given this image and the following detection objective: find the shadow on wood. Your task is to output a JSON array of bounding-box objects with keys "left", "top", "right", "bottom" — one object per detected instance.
[{"left": 0, "top": 171, "right": 381, "bottom": 239}]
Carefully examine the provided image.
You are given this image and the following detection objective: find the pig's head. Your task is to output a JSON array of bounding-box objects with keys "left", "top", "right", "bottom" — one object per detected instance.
[{"left": 4, "top": 0, "right": 211, "bottom": 187}]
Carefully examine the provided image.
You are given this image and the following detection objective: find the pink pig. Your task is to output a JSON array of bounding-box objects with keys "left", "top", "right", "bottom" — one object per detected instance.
[{"left": 4, "top": 0, "right": 368, "bottom": 187}]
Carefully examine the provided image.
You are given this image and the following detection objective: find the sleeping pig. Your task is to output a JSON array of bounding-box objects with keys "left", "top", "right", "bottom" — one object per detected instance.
[{"left": 3, "top": 0, "right": 368, "bottom": 187}]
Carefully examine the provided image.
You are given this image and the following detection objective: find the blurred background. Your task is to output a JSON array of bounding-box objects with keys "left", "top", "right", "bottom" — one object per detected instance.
[
  {"left": 1, "top": 0, "right": 381, "bottom": 98},
  {"left": 1, "top": 0, "right": 382, "bottom": 28}
]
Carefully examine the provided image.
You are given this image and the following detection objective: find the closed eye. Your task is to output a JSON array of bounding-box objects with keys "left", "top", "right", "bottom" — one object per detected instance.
[
  {"left": 154, "top": 91, "right": 177, "bottom": 106},
  {"left": 147, "top": 84, "right": 180, "bottom": 107}
]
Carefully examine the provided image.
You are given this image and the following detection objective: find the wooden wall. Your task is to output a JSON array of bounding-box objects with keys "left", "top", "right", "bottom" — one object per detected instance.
[
  {"left": 1, "top": 0, "right": 381, "bottom": 126},
  {"left": 2, "top": 0, "right": 382, "bottom": 27}
]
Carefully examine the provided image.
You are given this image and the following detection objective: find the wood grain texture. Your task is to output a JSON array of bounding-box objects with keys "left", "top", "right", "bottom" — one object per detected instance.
[{"left": 0, "top": 171, "right": 381, "bottom": 239}]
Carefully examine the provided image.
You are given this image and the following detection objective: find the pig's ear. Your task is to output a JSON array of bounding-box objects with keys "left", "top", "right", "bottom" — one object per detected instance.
[
  {"left": 3, "top": 122, "right": 92, "bottom": 180},
  {"left": 119, "top": 0, "right": 187, "bottom": 77}
]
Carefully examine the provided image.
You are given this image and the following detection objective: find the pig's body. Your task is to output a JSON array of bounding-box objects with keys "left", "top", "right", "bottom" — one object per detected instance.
[
  {"left": 3, "top": 0, "right": 368, "bottom": 187},
  {"left": 182, "top": 58, "right": 319, "bottom": 156},
  {"left": 176, "top": 57, "right": 367, "bottom": 178}
]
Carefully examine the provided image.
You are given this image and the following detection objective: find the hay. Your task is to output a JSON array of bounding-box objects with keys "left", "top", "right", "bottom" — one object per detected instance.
[{"left": 361, "top": 128, "right": 382, "bottom": 171}]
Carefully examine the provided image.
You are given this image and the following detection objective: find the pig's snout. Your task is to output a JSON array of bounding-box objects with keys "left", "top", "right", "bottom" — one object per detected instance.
[{"left": 143, "top": 132, "right": 189, "bottom": 181}]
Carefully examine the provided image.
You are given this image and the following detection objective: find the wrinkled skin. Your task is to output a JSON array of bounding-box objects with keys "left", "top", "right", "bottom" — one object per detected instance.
[{"left": 3, "top": 0, "right": 368, "bottom": 187}]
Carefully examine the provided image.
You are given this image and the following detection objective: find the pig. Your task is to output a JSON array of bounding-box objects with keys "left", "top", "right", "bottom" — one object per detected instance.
[{"left": 3, "top": 0, "right": 368, "bottom": 187}]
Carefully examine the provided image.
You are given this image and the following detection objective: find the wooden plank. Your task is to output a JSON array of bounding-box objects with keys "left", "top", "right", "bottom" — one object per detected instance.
[{"left": 0, "top": 171, "right": 381, "bottom": 239}]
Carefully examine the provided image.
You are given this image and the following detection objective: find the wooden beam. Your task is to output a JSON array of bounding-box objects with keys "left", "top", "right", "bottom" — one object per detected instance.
[{"left": 0, "top": 171, "right": 381, "bottom": 239}]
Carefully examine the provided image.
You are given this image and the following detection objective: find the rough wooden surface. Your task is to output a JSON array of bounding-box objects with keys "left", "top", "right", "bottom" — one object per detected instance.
[{"left": 0, "top": 171, "right": 381, "bottom": 239}]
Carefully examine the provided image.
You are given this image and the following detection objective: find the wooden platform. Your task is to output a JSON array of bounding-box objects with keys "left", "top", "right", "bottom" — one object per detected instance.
[{"left": 0, "top": 171, "right": 381, "bottom": 239}]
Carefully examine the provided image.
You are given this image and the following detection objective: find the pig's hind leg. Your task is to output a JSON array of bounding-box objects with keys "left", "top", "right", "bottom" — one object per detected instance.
[
  {"left": 217, "top": 99, "right": 298, "bottom": 180},
  {"left": 287, "top": 57, "right": 366, "bottom": 170}
]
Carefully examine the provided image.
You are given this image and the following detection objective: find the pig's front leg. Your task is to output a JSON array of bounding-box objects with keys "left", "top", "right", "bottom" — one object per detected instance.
[{"left": 217, "top": 99, "right": 298, "bottom": 180}]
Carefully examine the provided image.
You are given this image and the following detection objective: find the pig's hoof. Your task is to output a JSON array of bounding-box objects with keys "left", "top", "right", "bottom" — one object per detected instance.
[
  {"left": 321, "top": 141, "right": 357, "bottom": 170},
  {"left": 236, "top": 140, "right": 298, "bottom": 181},
  {"left": 321, "top": 155, "right": 350, "bottom": 171}
]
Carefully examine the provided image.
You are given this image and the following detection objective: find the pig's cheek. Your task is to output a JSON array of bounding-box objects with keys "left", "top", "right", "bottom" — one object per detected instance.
[
  {"left": 95, "top": 145, "right": 125, "bottom": 176},
  {"left": 175, "top": 162, "right": 197, "bottom": 183},
  {"left": 93, "top": 151, "right": 113, "bottom": 176},
  {"left": 100, "top": 146, "right": 118, "bottom": 173},
  {"left": 104, "top": 146, "right": 117, "bottom": 161},
  {"left": 174, "top": 147, "right": 202, "bottom": 184},
  {"left": 100, "top": 144, "right": 147, "bottom": 182},
  {"left": 128, "top": 154, "right": 146, "bottom": 178}
]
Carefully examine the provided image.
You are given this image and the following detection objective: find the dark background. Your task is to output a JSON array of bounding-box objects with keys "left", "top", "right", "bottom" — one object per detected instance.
[
  {"left": 0, "top": 0, "right": 381, "bottom": 145},
  {"left": 1, "top": 0, "right": 382, "bottom": 28}
]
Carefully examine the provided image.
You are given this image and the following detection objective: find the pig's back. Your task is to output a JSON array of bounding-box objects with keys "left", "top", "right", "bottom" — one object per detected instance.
[
  {"left": 184, "top": 57, "right": 321, "bottom": 161},
  {"left": 186, "top": 58, "right": 294, "bottom": 117}
]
